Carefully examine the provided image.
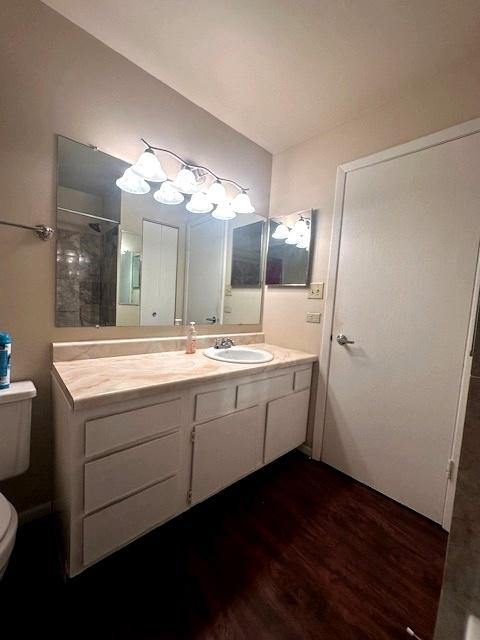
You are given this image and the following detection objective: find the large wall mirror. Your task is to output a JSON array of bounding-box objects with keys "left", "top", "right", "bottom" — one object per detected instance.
[
  {"left": 55, "top": 136, "right": 266, "bottom": 327},
  {"left": 266, "top": 209, "right": 315, "bottom": 286}
]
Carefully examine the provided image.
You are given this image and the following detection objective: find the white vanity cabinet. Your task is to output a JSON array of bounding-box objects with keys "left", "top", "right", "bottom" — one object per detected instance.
[{"left": 52, "top": 361, "right": 313, "bottom": 577}]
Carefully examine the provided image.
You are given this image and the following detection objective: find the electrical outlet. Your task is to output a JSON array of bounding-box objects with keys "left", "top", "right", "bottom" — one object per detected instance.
[
  {"left": 225, "top": 285, "right": 232, "bottom": 297},
  {"left": 308, "top": 282, "right": 324, "bottom": 299},
  {"left": 306, "top": 312, "right": 322, "bottom": 324}
]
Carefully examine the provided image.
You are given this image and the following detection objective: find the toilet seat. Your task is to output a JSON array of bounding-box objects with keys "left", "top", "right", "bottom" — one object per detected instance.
[{"left": 0, "top": 493, "right": 12, "bottom": 542}]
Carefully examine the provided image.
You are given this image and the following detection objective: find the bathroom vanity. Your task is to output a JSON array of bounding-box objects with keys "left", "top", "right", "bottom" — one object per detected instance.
[{"left": 52, "top": 341, "right": 316, "bottom": 576}]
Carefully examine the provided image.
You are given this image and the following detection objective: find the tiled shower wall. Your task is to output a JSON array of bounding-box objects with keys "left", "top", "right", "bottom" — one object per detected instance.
[
  {"left": 435, "top": 300, "right": 480, "bottom": 638},
  {"left": 56, "top": 227, "right": 118, "bottom": 327}
]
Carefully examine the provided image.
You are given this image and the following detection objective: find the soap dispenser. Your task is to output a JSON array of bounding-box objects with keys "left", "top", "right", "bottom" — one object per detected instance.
[{"left": 185, "top": 322, "right": 197, "bottom": 354}]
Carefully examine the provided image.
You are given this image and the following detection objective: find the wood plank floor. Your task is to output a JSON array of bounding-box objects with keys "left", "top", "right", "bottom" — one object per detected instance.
[{"left": 0, "top": 452, "right": 447, "bottom": 639}]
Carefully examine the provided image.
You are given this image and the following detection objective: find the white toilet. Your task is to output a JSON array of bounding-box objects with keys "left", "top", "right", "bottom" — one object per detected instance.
[{"left": 0, "top": 380, "right": 36, "bottom": 579}]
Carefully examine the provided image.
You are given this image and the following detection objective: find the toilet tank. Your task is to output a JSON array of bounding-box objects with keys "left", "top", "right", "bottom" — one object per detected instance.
[{"left": 0, "top": 381, "right": 36, "bottom": 481}]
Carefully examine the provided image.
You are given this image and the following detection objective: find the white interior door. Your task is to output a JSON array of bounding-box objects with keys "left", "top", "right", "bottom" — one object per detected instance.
[
  {"left": 186, "top": 218, "right": 226, "bottom": 325},
  {"left": 323, "top": 132, "right": 480, "bottom": 523},
  {"left": 141, "top": 220, "right": 178, "bottom": 326}
]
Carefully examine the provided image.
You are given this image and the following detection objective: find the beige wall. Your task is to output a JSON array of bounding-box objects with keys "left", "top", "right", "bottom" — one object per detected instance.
[
  {"left": 264, "top": 54, "right": 480, "bottom": 445},
  {"left": 0, "top": 0, "right": 271, "bottom": 512}
]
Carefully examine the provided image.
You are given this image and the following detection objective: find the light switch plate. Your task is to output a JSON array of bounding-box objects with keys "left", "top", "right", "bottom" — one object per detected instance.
[
  {"left": 306, "top": 312, "right": 322, "bottom": 324},
  {"left": 308, "top": 282, "right": 324, "bottom": 299}
]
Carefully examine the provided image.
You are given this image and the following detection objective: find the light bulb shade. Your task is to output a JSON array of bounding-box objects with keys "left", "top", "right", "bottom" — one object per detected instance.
[
  {"left": 272, "top": 223, "right": 290, "bottom": 239},
  {"left": 130, "top": 149, "right": 167, "bottom": 182},
  {"left": 296, "top": 232, "right": 311, "bottom": 249},
  {"left": 293, "top": 217, "right": 308, "bottom": 236},
  {"left": 153, "top": 181, "right": 184, "bottom": 205},
  {"left": 186, "top": 192, "right": 214, "bottom": 214},
  {"left": 285, "top": 228, "right": 300, "bottom": 245},
  {"left": 116, "top": 168, "right": 150, "bottom": 195},
  {"left": 207, "top": 180, "right": 227, "bottom": 204},
  {"left": 212, "top": 201, "right": 236, "bottom": 220},
  {"left": 172, "top": 167, "right": 201, "bottom": 194},
  {"left": 231, "top": 191, "right": 255, "bottom": 214}
]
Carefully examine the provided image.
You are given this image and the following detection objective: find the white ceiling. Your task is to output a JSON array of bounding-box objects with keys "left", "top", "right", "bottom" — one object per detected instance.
[{"left": 42, "top": 0, "right": 480, "bottom": 153}]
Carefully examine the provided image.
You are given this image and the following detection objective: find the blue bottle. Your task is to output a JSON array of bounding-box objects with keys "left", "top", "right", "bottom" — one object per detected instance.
[{"left": 0, "top": 333, "right": 12, "bottom": 390}]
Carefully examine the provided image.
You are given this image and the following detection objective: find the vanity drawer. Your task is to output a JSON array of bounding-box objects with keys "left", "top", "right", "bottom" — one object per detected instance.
[
  {"left": 83, "top": 476, "right": 178, "bottom": 566},
  {"left": 264, "top": 389, "right": 310, "bottom": 464},
  {"left": 236, "top": 372, "right": 293, "bottom": 409},
  {"left": 84, "top": 432, "right": 180, "bottom": 513},
  {"left": 294, "top": 366, "right": 312, "bottom": 392},
  {"left": 85, "top": 398, "right": 181, "bottom": 457},
  {"left": 194, "top": 386, "right": 236, "bottom": 422}
]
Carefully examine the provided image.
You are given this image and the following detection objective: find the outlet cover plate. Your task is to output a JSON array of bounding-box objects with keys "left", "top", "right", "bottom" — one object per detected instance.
[{"left": 308, "top": 282, "right": 324, "bottom": 299}]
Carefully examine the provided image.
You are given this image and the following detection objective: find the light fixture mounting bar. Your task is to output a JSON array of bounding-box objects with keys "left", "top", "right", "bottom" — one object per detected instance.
[{"left": 141, "top": 138, "right": 248, "bottom": 192}]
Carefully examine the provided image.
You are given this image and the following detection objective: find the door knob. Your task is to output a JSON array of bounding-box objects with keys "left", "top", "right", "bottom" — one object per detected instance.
[{"left": 337, "top": 334, "right": 355, "bottom": 346}]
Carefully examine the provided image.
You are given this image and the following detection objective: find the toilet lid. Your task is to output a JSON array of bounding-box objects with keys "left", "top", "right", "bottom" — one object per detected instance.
[{"left": 0, "top": 494, "right": 12, "bottom": 543}]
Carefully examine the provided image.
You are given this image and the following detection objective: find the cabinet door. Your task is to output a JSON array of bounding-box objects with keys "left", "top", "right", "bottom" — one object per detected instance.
[
  {"left": 191, "top": 405, "right": 264, "bottom": 504},
  {"left": 264, "top": 389, "right": 310, "bottom": 464}
]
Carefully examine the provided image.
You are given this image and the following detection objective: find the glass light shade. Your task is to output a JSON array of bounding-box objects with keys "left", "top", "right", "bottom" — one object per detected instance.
[
  {"left": 212, "top": 201, "right": 236, "bottom": 220},
  {"left": 172, "top": 167, "right": 200, "bottom": 194},
  {"left": 293, "top": 217, "right": 308, "bottom": 236},
  {"left": 116, "top": 168, "right": 150, "bottom": 194},
  {"left": 207, "top": 180, "right": 227, "bottom": 204},
  {"left": 130, "top": 149, "right": 167, "bottom": 182},
  {"left": 272, "top": 223, "right": 290, "bottom": 240},
  {"left": 296, "top": 231, "right": 310, "bottom": 249},
  {"left": 285, "top": 228, "right": 300, "bottom": 245},
  {"left": 186, "top": 192, "right": 214, "bottom": 214},
  {"left": 231, "top": 191, "right": 255, "bottom": 214},
  {"left": 153, "top": 181, "right": 184, "bottom": 205}
]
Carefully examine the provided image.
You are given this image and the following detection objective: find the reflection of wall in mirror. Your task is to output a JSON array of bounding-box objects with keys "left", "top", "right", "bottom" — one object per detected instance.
[{"left": 116, "top": 193, "right": 187, "bottom": 326}]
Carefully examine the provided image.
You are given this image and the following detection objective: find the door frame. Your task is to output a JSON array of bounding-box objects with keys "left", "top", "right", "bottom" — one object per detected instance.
[{"left": 312, "top": 117, "right": 480, "bottom": 529}]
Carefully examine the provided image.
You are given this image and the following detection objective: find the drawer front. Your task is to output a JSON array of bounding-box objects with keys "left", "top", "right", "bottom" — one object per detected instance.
[
  {"left": 83, "top": 476, "right": 178, "bottom": 566},
  {"left": 294, "top": 366, "right": 312, "bottom": 392},
  {"left": 194, "top": 386, "right": 236, "bottom": 422},
  {"left": 84, "top": 432, "right": 180, "bottom": 513},
  {"left": 264, "top": 389, "right": 310, "bottom": 464},
  {"left": 191, "top": 405, "right": 264, "bottom": 504},
  {"left": 85, "top": 398, "right": 181, "bottom": 457},
  {"left": 236, "top": 372, "right": 293, "bottom": 409}
]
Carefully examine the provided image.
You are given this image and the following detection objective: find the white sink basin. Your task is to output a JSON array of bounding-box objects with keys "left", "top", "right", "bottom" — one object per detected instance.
[{"left": 204, "top": 346, "right": 274, "bottom": 364}]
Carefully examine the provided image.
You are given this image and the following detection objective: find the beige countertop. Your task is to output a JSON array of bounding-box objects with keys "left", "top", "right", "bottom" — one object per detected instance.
[{"left": 52, "top": 343, "right": 317, "bottom": 411}]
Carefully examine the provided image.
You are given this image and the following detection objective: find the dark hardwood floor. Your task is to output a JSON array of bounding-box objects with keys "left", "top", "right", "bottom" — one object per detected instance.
[{"left": 0, "top": 452, "right": 447, "bottom": 640}]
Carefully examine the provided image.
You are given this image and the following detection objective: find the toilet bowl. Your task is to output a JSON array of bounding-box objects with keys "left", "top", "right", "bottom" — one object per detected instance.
[
  {"left": 0, "top": 380, "right": 36, "bottom": 579},
  {"left": 0, "top": 493, "right": 18, "bottom": 579}
]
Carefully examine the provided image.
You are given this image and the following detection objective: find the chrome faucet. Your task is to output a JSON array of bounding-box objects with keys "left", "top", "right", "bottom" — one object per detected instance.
[{"left": 214, "top": 337, "right": 235, "bottom": 349}]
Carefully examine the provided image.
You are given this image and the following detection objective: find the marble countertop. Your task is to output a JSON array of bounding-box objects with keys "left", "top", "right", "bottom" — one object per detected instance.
[{"left": 52, "top": 343, "right": 317, "bottom": 411}]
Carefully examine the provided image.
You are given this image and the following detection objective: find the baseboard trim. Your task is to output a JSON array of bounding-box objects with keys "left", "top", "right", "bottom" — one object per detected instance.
[
  {"left": 298, "top": 444, "right": 313, "bottom": 458},
  {"left": 18, "top": 501, "right": 52, "bottom": 525}
]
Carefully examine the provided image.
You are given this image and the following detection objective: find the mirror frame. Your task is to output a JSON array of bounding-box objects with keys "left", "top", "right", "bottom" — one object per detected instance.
[{"left": 266, "top": 209, "right": 316, "bottom": 287}]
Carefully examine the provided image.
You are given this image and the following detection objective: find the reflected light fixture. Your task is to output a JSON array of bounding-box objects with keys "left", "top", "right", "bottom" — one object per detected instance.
[
  {"left": 153, "top": 181, "right": 184, "bottom": 205},
  {"left": 186, "top": 192, "right": 214, "bottom": 214},
  {"left": 296, "top": 232, "right": 310, "bottom": 250},
  {"left": 116, "top": 168, "right": 150, "bottom": 195},
  {"left": 272, "top": 223, "right": 290, "bottom": 239},
  {"left": 115, "top": 139, "right": 254, "bottom": 219},
  {"left": 293, "top": 217, "right": 308, "bottom": 236},
  {"left": 130, "top": 148, "right": 167, "bottom": 182},
  {"left": 285, "top": 229, "right": 300, "bottom": 245},
  {"left": 212, "top": 201, "right": 236, "bottom": 220}
]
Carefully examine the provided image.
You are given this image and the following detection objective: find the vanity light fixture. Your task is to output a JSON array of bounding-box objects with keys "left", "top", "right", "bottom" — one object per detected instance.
[
  {"left": 212, "top": 201, "right": 236, "bottom": 220},
  {"left": 130, "top": 148, "right": 167, "bottom": 182},
  {"left": 115, "top": 139, "right": 255, "bottom": 219},
  {"left": 285, "top": 229, "right": 301, "bottom": 245}
]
